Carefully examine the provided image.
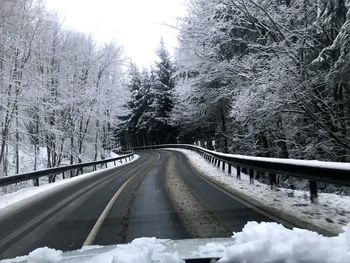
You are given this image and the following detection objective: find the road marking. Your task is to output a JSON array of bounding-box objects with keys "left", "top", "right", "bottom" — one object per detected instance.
[
  {"left": 83, "top": 176, "right": 134, "bottom": 246},
  {"left": 0, "top": 174, "right": 111, "bottom": 251},
  {"left": 156, "top": 152, "right": 161, "bottom": 161}
]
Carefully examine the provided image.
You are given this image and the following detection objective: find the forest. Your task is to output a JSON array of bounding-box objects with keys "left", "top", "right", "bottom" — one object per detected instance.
[
  {"left": 121, "top": 0, "right": 350, "bottom": 162},
  {"left": 0, "top": 0, "right": 349, "bottom": 178},
  {"left": 0, "top": 0, "right": 127, "bottom": 176}
]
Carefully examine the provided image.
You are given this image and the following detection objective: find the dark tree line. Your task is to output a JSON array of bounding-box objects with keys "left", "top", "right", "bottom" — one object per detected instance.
[{"left": 117, "top": 41, "right": 177, "bottom": 147}]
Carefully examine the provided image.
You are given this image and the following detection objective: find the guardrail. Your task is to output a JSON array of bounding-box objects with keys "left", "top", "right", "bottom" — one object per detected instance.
[
  {"left": 134, "top": 144, "right": 350, "bottom": 202},
  {"left": 0, "top": 151, "right": 134, "bottom": 188}
]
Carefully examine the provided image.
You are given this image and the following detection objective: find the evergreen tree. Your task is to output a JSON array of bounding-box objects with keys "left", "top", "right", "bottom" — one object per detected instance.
[
  {"left": 119, "top": 41, "right": 177, "bottom": 147},
  {"left": 150, "top": 40, "right": 176, "bottom": 144}
]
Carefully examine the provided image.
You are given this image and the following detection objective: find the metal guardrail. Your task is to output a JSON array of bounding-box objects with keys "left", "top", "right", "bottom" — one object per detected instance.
[
  {"left": 134, "top": 144, "right": 350, "bottom": 201},
  {"left": 0, "top": 151, "right": 134, "bottom": 187}
]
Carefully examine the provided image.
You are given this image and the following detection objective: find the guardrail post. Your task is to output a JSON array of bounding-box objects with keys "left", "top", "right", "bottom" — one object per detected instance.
[
  {"left": 222, "top": 161, "right": 225, "bottom": 172},
  {"left": 62, "top": 172, "right": 65, "bottom": 179},
  {"left": 120, "top": 159, "right": 123, "bottom": 164},
  {"left": 94, "top": 165, "right": 97, "bottom": 171},
  {"left": 309, "top": 180, "right": 318, "bottom": 202},
  {"left": 129, "top": 156, "right": 131, "bottom": 161},
  {"left": 228, "top": 164, "right": 232, "bottom": 175},
  {"left": 237, "top": 166, "right": 241, "bottom": 180},
  {"left": 269, "top": 173, "right": 276, "bottom": 190},
  {"left": 249, "top": 169, "right": 254, "bottom": 184},
  {"left": 217, "top": 159, "right": 220, "bottom": 168},
  {"left": 33, "top": 178, "right": 39, "bottom": 186},
  {"left": 114, "top": 160, "right": 116, "bottom": 166},
  {"left": 105, "top": 162, "right": 108, "bottom": 168}
]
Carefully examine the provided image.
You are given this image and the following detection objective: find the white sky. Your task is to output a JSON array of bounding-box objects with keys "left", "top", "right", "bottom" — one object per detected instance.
[{"left": 44, "top": 0, "right": 187, "bottom": 69}]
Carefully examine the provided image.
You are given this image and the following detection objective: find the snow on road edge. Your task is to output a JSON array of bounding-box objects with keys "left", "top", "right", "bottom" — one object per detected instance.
[
  {"left": 167, "top": 149, "right": 350, "bottom": 235},
  {"left": 0, "top": 154, "right": 139, "bottom": 215}
]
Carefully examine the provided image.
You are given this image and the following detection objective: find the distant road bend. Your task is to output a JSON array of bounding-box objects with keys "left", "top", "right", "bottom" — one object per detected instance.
[{"left": 0, "top": 150, "right": 277, "bottom": 259}]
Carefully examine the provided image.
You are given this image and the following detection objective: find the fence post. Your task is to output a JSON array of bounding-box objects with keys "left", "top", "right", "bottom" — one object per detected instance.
[
  {"left": 249, "top": 169, "right": 254, "bottom": 184},
  {"left": 269, "top": 173, "right": 276, "bottom": 190},
  {"left": 237, "top": 166, "right": 241, "bottom": 180},
  {"left": 309, "top": 180, "right": 318, "bottom": 202},
  {"left": 33, "top": 178, "right": 39, "bottom": 186}
]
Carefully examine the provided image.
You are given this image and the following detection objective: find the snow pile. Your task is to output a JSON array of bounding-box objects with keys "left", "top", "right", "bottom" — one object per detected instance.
[
  {"left": 90, "top": 238, "right": 181, "bottom": 263},
  {"left": 5, "top": 222, "right": 350, "bottom": 262},
  {"left": 27, "top": 247, "right": 62, "bottom": 263},
  {"left": 220, "top": 222, "right": 350, "bottom": 263},
  {"left": 170, "top": 149, "right": 350, "bottom": 234}
]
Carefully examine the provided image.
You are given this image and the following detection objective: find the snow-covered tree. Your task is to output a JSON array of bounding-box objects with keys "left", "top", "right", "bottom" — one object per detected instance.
[
  {"left": 173, "top": 0, "right": 350, "bottom": 161},
  {"left": 0, "top": 0, "right": 127, "bottom": 177}
]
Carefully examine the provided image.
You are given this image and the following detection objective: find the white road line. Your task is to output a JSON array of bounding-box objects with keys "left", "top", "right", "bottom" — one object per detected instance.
[
  {"left": 156, "top": 152, "right": 161, "bottom": 161},
  {"left": 0, "top": 176, "right": 108, "bottom": 250},
  {"left": 83, "top": 176, "right": 134, "bottom": 246}
]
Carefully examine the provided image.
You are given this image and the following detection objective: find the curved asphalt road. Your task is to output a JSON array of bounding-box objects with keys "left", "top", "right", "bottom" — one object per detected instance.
[{"left": 0, "top": 150, "right": 272, "bottom": 260}]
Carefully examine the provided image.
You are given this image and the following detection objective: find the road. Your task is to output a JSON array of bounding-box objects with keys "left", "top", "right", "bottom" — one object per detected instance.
[{"left": 0, "top": 150, "right": 273, "bottom": 260}]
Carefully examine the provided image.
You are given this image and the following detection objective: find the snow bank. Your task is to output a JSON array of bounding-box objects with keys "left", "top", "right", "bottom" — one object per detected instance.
[
  {"left": 4, "top": 222, "right": 350, "bottom": 262},
  {"left": 0, "top": 155, "right": 139, "bottom": 215},
  {"left": 169, "top": 149, "right": 350, "bottom": 234}
]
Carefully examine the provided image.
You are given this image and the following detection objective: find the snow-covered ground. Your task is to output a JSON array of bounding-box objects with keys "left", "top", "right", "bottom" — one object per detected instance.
[
  {"left": 169, "top": 149, "right": 350, "bottom": 235},
  {"left": 4, "top": 222, "right": 350, "bottom": 262},
  {"left": 0, "top": 154, "right": 139, "bottom": 215}
]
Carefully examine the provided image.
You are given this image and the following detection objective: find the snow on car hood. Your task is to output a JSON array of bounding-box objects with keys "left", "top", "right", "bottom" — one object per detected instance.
[{"left": 3, "top": 222, "right": 350, "bottom": 263}]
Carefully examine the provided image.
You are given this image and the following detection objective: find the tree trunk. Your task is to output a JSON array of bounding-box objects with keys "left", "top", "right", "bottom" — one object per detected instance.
[
  {"left": 15, "top": 103, "right": 19, "bottom": 174},
  {"left": 219, "top": 106, "right": 228, "bottom": 152},
  {"left": 94, "top": 120, "right": 99, "bottom": 161},
  {"left": 70, "top": 135, "right": 74, "bottom": 177},
  {"left": 344, "top": 81, "right": 350, "bottom": 161}
]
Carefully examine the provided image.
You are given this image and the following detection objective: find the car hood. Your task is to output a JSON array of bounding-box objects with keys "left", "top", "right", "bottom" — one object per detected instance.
[{"left": 5, "top": 238, "right": 235, "bottom": 262}]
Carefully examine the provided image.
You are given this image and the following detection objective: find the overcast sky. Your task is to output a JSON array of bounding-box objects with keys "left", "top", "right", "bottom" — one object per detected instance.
[{"left": 45, "top": 0, "right": 187, "bottom": 69}]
